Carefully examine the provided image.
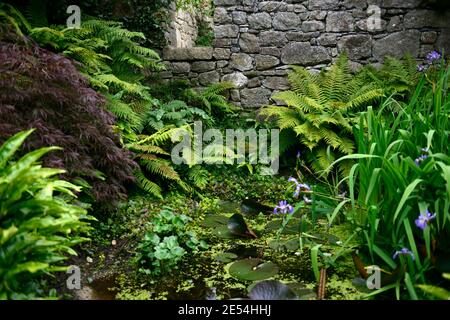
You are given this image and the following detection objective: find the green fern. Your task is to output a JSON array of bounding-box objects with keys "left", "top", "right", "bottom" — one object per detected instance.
[
  {"left": 144, "top": 100, "right": 212, "bottom": 131},
  {"left": 134, "top": 170, "right": 163, "bottom": 199},
  {"left": 359, "top": 55, "right": 419, "bottom": 98},
  {"left": 261, "top": 55, "right": 384, "bottom": 178},
  {"left": 0, "top": 3, "right": 31, "bottom": 36},
  {"left": 183, "top": 82, "right": 238, "bottom": 117}
]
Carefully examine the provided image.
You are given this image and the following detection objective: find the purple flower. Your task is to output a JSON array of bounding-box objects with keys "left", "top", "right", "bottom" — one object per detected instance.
[
  {"left": 426, "top": 50, "right": 441, "bottom": 64},
  {"left": 414, "top": 154, "right": 428, "bottom": 166},
  {"left": 273, "top": 200, "right": 294, "bottom": 214},
  {"left": 288, "top": 177, "right": 311, "bottom": 198},
  {"left": 393, "top": 248, "right": 415, "bottom": 260},
  {"left": 417, "top": 64, "right": 426, "bottom": 72},
  {"left": 415, "top": 209, "right": 436, "bottom": 230},
  {"left": 296, "top": 150, "right": 301, "bottom": 159}
]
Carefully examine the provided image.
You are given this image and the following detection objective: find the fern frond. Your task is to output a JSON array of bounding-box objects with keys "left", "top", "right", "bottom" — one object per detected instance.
[
  {"left": 105, "top": 95, "right": 142, "bottom": 130},
  {"left": 127, "top": 144, "right": 169, "bottom": 155},
  {"left": 139, "top": 158, "right": 181, "bottom": 181},
  {"left": 187, "top": 165, "right": 209, "bottom": 189},
  {"left": 272, "top": 91, "right": 322, "bottom": 112},
  {"left": 134, "top": 170, "right": 162, "bottom": 199},
  {"left": 346, "top": 88, "right": 384, "bottom": 110},
  {"left": 312, "top": 147, "right": 335, "bottom": 172},
  {"left": 0, "top": 3, "right": 32, "bottom": 35}
]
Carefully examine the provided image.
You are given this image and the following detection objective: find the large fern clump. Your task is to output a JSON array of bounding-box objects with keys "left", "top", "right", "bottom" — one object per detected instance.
[
  {"left": 260, "top": 55, "right": 384, "bottom": 177},
  {"left": 0, "top": 4, "right": 172, "bottom": 198},
  {"left": 0, "top": 3, "right": 160, "bottom": 136}
]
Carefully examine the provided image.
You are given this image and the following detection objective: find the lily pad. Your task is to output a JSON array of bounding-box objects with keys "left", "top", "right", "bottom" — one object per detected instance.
[
  {"left": 228, "top": 258, "right": 279, "bottom": 281},
  {"left": 214, "top": 252, "right": 238, "bottom": 263},
  {"left": 247, "top": 280, "right": 297, "bottom": 300},
  {"left": 202, "top": 214, "right": 228, "bottom": 228},
  {"left": 228, "top": 213, "right": 257, "bottom": 238},
  {"left": 268, "top": 238, "right": 299, "bottom": 251}
]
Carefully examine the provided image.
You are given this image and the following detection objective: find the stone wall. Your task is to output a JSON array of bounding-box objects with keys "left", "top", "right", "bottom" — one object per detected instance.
[
  {"left": 164, "top": 3, "right": 199, "bottom": 48},
  {"left": 162, "top": 0, "right": 450, "bottom": 108}
]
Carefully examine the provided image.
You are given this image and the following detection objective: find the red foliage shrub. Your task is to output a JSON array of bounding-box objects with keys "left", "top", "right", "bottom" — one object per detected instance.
[{"left": 0, "top": 40, "right": 137, "bottom": 207}]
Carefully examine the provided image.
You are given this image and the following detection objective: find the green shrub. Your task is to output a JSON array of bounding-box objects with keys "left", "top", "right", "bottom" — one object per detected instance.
[
  {"left": 0, "top": 130, "right": 94, "bottom": 299},
  {"left": 134, "top": 208, "right": 207, "bottom": 277}
]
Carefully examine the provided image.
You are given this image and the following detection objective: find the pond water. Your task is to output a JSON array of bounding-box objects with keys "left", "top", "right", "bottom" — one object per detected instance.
[{"left": 74, "top": 198, "right": 354, "bottom": 300}]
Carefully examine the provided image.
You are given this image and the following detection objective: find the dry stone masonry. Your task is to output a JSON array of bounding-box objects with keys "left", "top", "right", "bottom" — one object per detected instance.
[{"left": 162, "top": 0, "right": 450, "bottom": 108}]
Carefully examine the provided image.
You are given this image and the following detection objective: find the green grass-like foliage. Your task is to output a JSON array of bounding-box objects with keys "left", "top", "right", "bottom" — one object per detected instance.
[
  {"left": 134, "top": 208, "right": 207, "bottom": 277},
  {"left": 331, "top": 59, "right": 450, "bottom": 299},
  {"left": 261, "top": 55, "right": 384, "bottom": 178},
  {"left": 0, "top": 130, "right": 93, "bottom": 299}
]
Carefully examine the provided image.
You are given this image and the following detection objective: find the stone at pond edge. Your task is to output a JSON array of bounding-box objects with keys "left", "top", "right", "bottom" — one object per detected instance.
[{"left": 247, "top": 280, "right": 297, "bottom": 300}]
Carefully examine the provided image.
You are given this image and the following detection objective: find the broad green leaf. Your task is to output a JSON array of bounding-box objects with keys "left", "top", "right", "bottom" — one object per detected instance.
[{"left": 393, "top": 179, "right": 422, "bottom": 222}]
